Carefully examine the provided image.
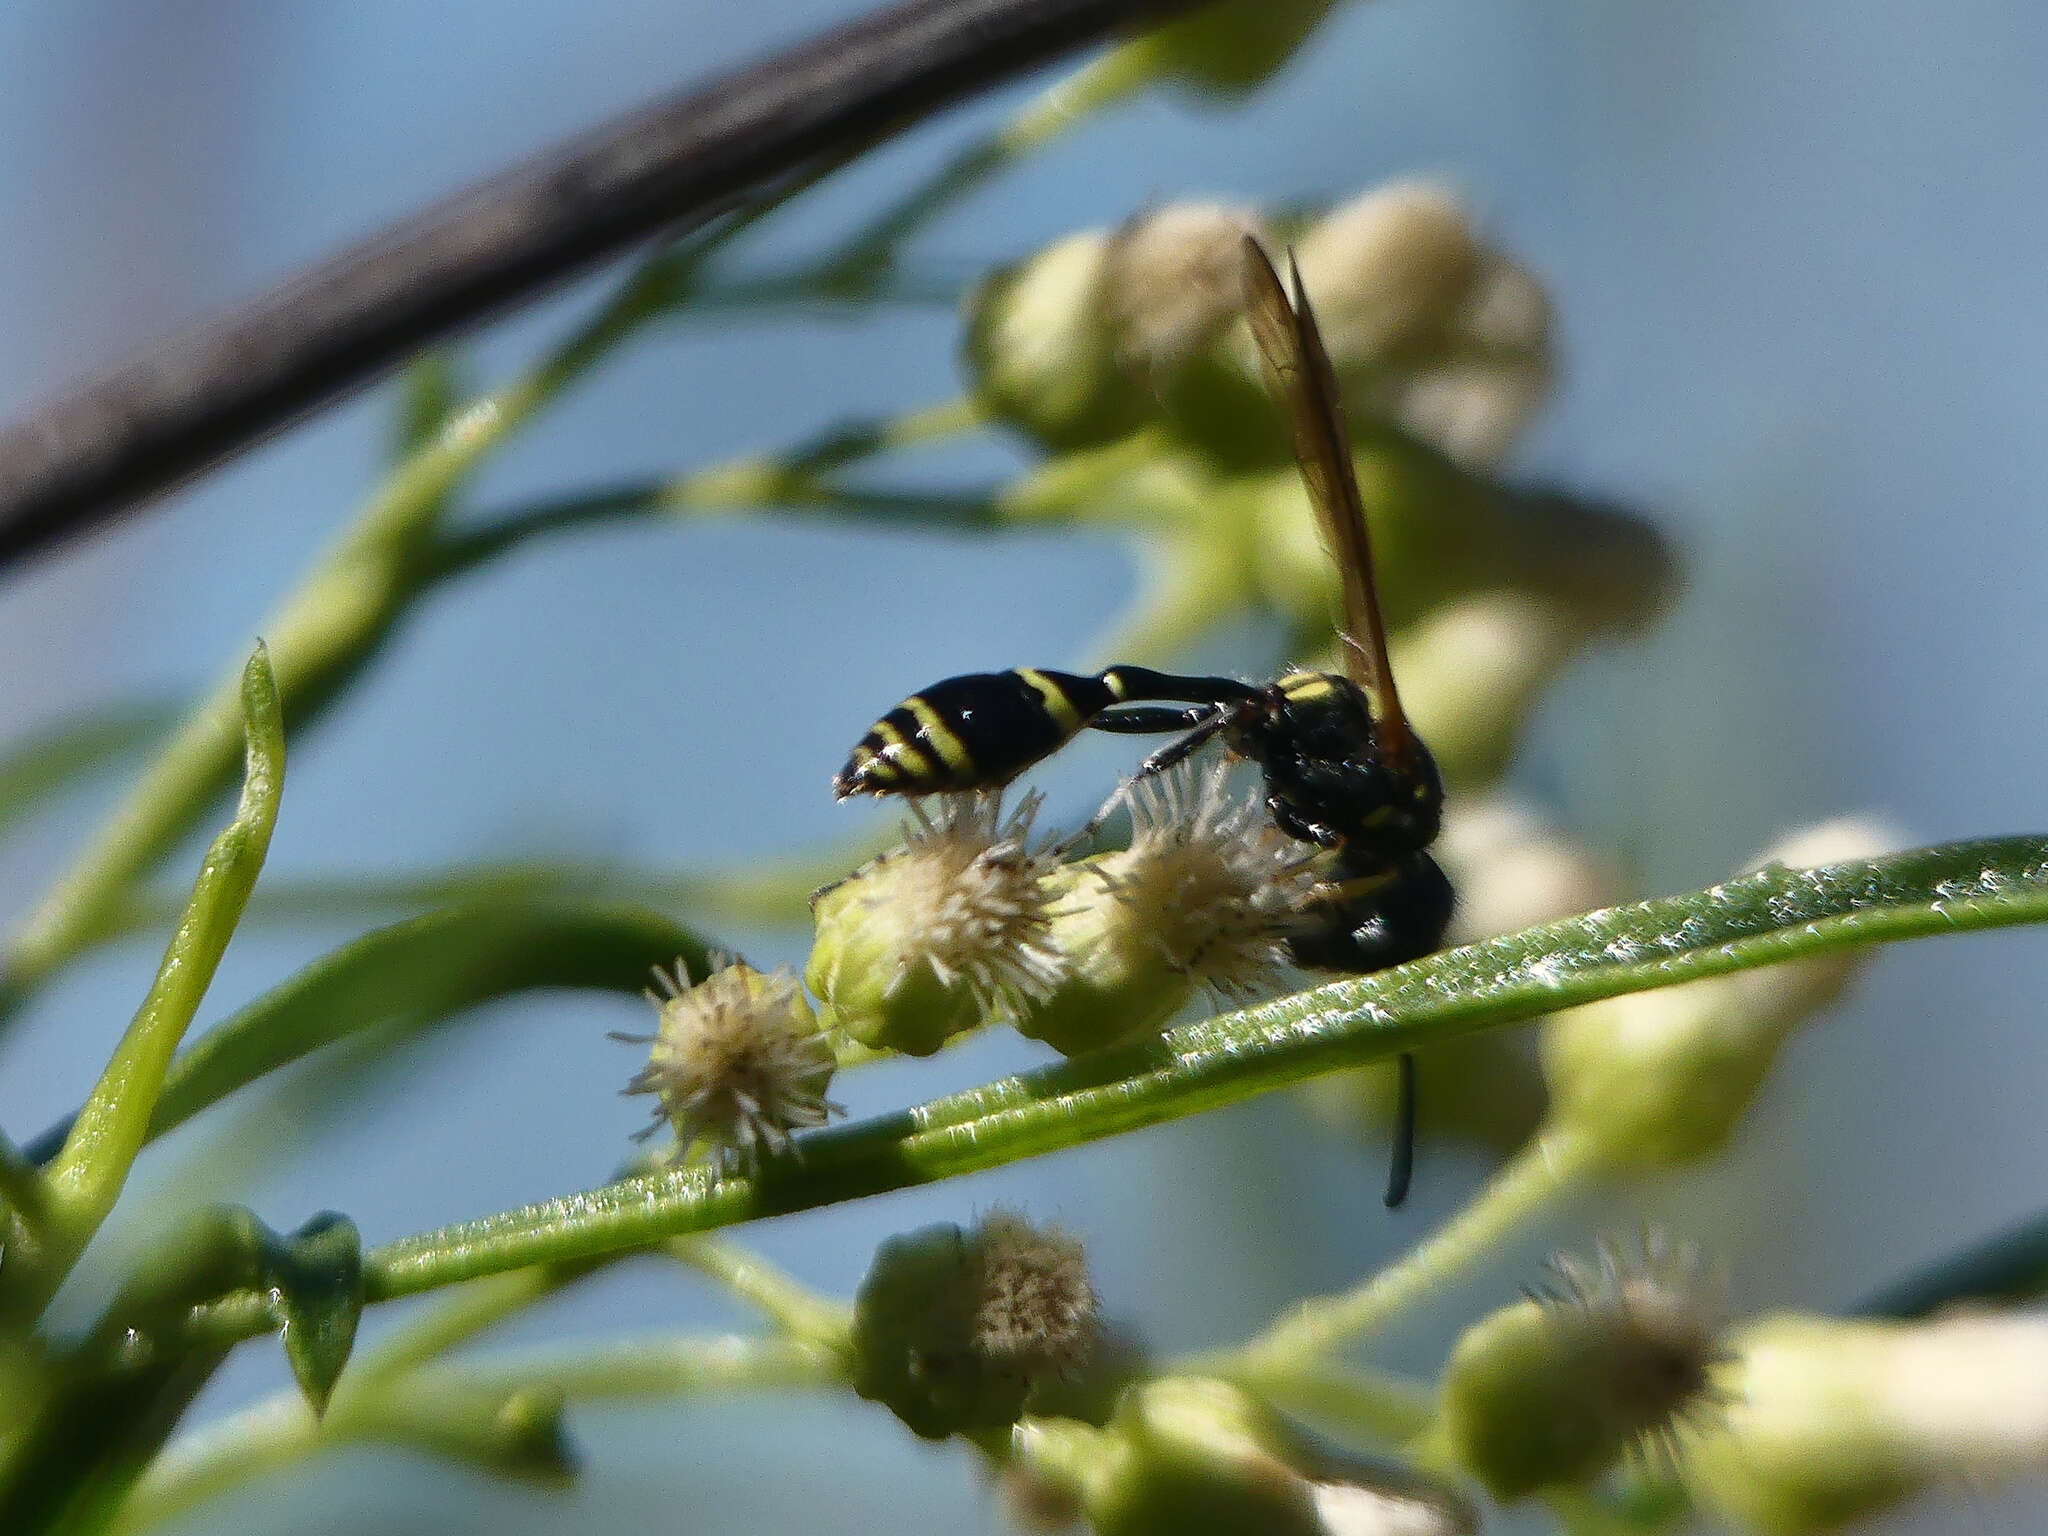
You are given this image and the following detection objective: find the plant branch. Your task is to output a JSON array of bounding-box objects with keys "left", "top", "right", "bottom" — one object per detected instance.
[
  {"left": 167, "top": 834, "right": 2048, "bottom": 1344},
  {"left": 0, "top": 0, "right": 1215, "bottom": 570}
]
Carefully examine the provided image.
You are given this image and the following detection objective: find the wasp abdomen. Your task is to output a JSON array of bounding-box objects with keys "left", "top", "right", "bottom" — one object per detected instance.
[{"left": 834, "top": 668, "right": 1119, "bottom": 798}]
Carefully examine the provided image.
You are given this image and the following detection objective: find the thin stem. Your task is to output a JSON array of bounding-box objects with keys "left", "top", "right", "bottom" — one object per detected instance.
[
  {"left": 117, "top": 1333, "right": 837, "bottom": 1535},
  {"left": 9, "top": 654, "right": 283, "bottom": 1318},
  {"left": 807, "top": 41, "right": 1160, "bottom": 293},
  {"left": 160, "top": 833, "right": 2048, "bottom": 1341},
  {"left": 1216, "top": 1355, "right": 1436, "bottom": 1445},
  {"left": 667, "top": 1237, "right": 854, "bottom": 1349},
  {"left": 426, "top": 395, "right": 992, "bottom": 581},
  {"left": 429, "top": 1331, "right": 842, "bottom": 1402},
  {"left": 1227, "top": 1126, "right": 1603, "bottom": 1372}
]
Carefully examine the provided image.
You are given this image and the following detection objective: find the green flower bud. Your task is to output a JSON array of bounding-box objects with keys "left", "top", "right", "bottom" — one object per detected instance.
[
  {"left": 1541, "top": 819, "right": 1900, "bottom": 1169},
  {"left": 1013, "top": 765, "right": 1318, "bottom": 1056},
  {"left": 808, "top": 795, "right": 1061, "bottom": 1056},
  {"left": 1686, "top": 1311, "right": 2048, "bottom": 1534},
  {"left": 964, "top": 232, "right": 1147, "bottom": 450},
  {"left": 852, "top": 1211, "right": 1097, "bottom": 1441},
  {"left": 1014, "top": 1377, "right": 1474, "bottom": 1536},
  {"left": 617, "top": 957, "right": 837, "bottom": 1161},
  {"left": 1440, "top": 1237, "right": 1722, "bottom": 1500},
  {"left": 1127, "top": 0, "right": 1345, "bottom": 99},
  {"left": 1291, "top": 183, "right": 1552, "bottom": 467}
]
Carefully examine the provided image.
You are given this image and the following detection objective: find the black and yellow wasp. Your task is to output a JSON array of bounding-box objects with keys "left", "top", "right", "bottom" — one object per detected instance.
[{"left": 835, "top": 237, "right": 1451, "bottom": 1206}]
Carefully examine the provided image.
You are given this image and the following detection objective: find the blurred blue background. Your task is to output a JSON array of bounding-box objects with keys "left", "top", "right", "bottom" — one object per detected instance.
[{"left": 2, "top": 1, "right": 2046, "bottom": 1531}]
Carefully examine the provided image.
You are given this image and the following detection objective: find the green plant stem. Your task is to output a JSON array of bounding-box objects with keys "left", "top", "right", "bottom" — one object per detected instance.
[
  {"left": 0, "top": 1128, "right": 49, "bottom": 1233},
  {"left": 427, "top": 395, "right": 991, "bottom": 580},
  {"left": 117, "top": 1333, "right": 836, "bottom": 1535},
  {"left": 667, "top": 1237, "right": 853, "bottom": 1349},
  {"left": 1219, "top": 1355, "right": 1436, "bottom": 1445},
  {"left": 167, "top": 834, "right": 2048, "bottom": 1344},
  {"left": 1226, "top": 1126, "right": 1604, "bottom": 1372},
  {"left": 808, "top": 43, "right": 1159, "bottom": 294},
  {"left": 8, "top": 653, "right": 282, "bottom": 1319}
]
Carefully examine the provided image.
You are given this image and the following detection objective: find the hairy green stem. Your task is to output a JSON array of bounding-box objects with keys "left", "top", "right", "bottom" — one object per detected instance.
[{"left": 163, "top": 834, "right": 2048, "bottom": 1343}]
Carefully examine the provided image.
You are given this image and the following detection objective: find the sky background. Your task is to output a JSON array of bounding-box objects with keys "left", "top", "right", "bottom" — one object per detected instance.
[{"left": 2, "top": 2, "right": 2046, "bottom": 1532}]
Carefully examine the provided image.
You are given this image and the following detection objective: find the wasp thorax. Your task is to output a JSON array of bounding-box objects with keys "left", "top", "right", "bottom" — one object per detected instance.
[
  {"left": 851, "top": 1210, "right": 1098, "bottom": 1441},
  {"left": 1013, "top": 763, "right": 1321, "bottom": 1057},
  {"left": 1440, "top": 1234, "right": 1725, "bottom": 1500},
  {"left": 808, "top": 793, "right": 1063, "bottom": 1057},
  {"left": 616, "top": 957, "right": 838, "bottom": 1162}
]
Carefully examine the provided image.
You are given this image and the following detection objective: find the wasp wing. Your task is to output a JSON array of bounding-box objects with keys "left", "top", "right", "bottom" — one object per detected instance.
[{"left": 1240, "top": 234, "right": 1416, "bottom": 764}]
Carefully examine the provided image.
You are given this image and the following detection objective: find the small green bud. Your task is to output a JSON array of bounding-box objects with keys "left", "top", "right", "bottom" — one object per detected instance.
[
  {"left": 1013, "top": 765, "right": 1317, "bottom": 1056},
  {"left": 1440, "top": 1237, "right": 1721, "bottom": 1500},
  {"left": 808, "top": 795, "right": 1061, "bottom": 1056},
  {"left": 1018, "top": 1377, "right": 1475, "bottom": 1536},
  {"left": 964, "top": 232, "right": 1146, "bottom": 450},
  {"left": 1685, "top": 1311, "right": 2048, "bottom": 1534},
  {"left": 1541, "top": 820, "right": 1899, "bottom": 1169},
  {"left": 853, "top": 1211, "right": 1097, "bottom": 1440},
  {"left": 1292, "top": 183, "right": 1552, "bottom": 467},
  {"left": 618, "top": 957, "right": 838, "bottom": 1160},
  {"left": 1128, "top": 0, "right": 1345, "bottom": 98}
]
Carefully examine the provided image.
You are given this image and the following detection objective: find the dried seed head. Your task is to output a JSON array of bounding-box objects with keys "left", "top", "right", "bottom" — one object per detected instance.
[
  {"left": 1013, "top": 763, "right": 1321, "bottom": 1056},
  {"left": 808, "top": 792, "right": 1063, "bottom": 1056},
  {"left": 1542, "top": 817, "right": 1904, "bottom": 1169},
  {"left": 1440, "top": 1233, "right": 1726, "bottom": 1500},
  {"left": 1687, "top": 1309, "right": 2048, "bottom": 1534},
  {"left": 616, "top": 957, "right": 837, "bottom": 1161},
  {"left": 851, "top": 1209, "right": 1099, "bottom": 1441},
  {"left": 974, "top": 1209, "right": 1100, "bottom": 1381}
]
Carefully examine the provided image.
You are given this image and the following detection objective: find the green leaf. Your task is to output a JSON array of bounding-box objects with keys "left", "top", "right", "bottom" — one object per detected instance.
[
  {"left": 0, "top": 702, "right": 174, "bottom": 845},
  {"left": 312, "top": 834, "right": 2045, "bottom": 1303},
  {"left": 278, "top": 1214, "right": 364, "bottom": 1415},
  {"left": 1855, "top": 1209, "right": 2048, "bottom": 1318},
  {"left": 15, "top": 649, "right": 283, "bottom": 1313},
  {"left": 157, "top": 899, "right": 706, "bottom": 1144}
]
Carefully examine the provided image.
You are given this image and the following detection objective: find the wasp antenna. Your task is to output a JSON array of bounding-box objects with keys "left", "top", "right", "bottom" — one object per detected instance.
[{"left": 1240, "top": 234, "right": 1417, "bottom": 764}]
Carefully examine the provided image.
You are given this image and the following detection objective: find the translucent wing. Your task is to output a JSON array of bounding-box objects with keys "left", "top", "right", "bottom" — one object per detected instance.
[{"left": 1240, "top": 234, "right": 1417, "bottom": 766}]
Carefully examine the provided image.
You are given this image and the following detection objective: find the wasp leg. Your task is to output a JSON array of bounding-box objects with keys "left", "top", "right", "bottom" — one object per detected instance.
[
  {"left": 1086, "top": 704, "right": 1219, "bottom": 734},
  {"left": 1060, "top": 703, "right": 1263, "bottom": 853},
  {"left": 1386, "top": 1053, "right": 1417, "bottom": 1209}
]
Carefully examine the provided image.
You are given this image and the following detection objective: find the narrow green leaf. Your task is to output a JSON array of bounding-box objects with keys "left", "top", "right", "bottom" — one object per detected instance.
[
  {"left": 0, "top": 702, "right": 173, "bottom": 845},
  {"left": 1855, "top": 1209, "right": 2048, "bottom": 1318},
  {"left": 278, "top": 1213, "right": 364, "bottom": 1415},
  {"left": 320, "top": 834, "right": 2046, "bottom": 1303},
  {"left": 167, "top": 900, "right": 703, "bottom": 1144},
  {"left": 32, "top": 649, "right": 283, "bottom": 1296}
]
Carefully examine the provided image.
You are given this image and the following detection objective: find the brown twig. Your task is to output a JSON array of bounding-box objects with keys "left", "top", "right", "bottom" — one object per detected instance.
[{"left": 0, "top": 0, "right": 1210, "bottom": 574}]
